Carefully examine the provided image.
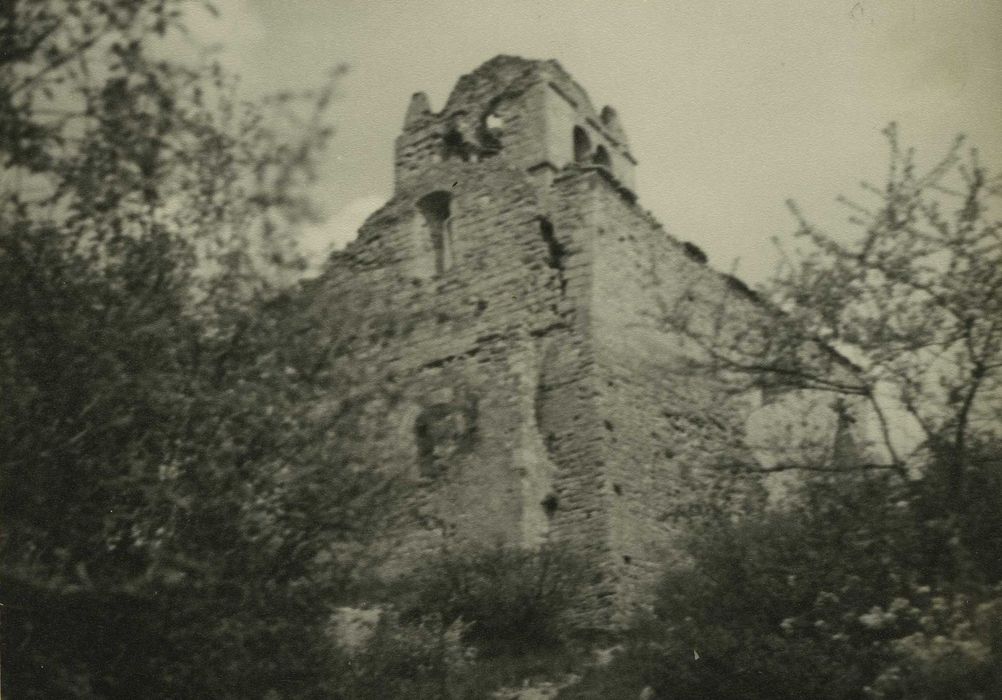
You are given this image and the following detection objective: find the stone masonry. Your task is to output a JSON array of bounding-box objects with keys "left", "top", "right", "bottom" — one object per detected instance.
[{"left": 307, "top": 56, "right": 863, "bottom": 626}]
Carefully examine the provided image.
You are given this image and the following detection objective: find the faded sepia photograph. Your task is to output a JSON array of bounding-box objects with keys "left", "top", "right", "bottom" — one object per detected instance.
[{"left": 2, "top": 1, "right": 1000, "bottom": 698}]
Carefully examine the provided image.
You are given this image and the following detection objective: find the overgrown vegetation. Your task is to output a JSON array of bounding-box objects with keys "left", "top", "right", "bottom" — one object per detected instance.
[
  {"left": 0, "top": 1, "right": 363, "bottom": 696},
  {"left": 336, "top": 543, "right": 589, "bottom": 699},
  {"left": 3, "top": 2, "right": 999, "bottom": 698},
  {"left": 566, "top": 129, "right": 1002, "bottom": 699},
  {"left": 395, "top": 542, "right": 588, "bottom": 653},
  {"left": 566, "top": 455, "right": 1002, "bottom": 699}
]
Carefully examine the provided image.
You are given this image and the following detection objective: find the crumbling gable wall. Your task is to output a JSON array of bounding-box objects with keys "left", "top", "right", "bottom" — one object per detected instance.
[
  {"left": 309, "top": 55, "right": 867, "bottom": 627},
  {"left": 578, "top": 169, "right": 871, "bottom": 618},
  {"left": 310, "top": 59, "right": 648, "bottom": 612},
  {"left": 581, "top": 173, "right": 769, "bottom": 616},
  {"left": 309, "top": 151, "right": 614, "bottom": 599}
]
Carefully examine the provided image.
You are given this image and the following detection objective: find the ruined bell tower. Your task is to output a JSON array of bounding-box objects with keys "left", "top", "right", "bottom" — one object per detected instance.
[{"left": 308, "top": 56, "right": 843, "bottom": 625}]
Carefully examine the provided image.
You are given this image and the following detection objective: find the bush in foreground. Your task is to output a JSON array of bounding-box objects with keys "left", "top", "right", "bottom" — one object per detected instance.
[
  {"left": 565, "top": 462, "right": 1002, "bottom": 700},
  {"left": 338, "top": 542, "right": 590, "bottom": 698}
]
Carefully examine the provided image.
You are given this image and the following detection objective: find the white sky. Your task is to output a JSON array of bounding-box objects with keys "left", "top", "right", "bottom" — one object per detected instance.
[{"left": 190, "top": 0, "right": 1002, "bottom": 283}]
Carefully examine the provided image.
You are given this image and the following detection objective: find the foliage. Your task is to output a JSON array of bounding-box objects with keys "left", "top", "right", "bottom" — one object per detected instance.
[
  {"left": 392, "top": 541, "right": 589, "bottom": 656},
  {"left": 0, "top": 1, "right": 364, "bottom": 696},
  {"left": 662, "top": 125, "right": 1002, "bottom": 496},
  {"left": 336, "top": 612, "right": 586, "bottom": 699},
  {"left": 565, "top": 456, "right": 1002, "bottom": 699},
  {"left": 567, "top": 131, "right": 1002, "bottom": 699},
  {"left": 336, "top": 542, "right": 590, "bottom": 698},
  {"left": 334, "top": 610, "right": 474, "bottom": 699}
]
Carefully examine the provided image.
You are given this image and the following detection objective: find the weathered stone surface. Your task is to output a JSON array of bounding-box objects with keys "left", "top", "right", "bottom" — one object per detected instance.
[
  {"left": 331, "top": 607, "right": 383, "bottom": 653},
  {"left": 306, "top": 56, "right": 863, "bottom": 627}
]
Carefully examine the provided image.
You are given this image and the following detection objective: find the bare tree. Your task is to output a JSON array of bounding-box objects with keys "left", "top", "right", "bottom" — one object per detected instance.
[{"left": 660, "top": 124, "right": 1001, "bottom": 502}]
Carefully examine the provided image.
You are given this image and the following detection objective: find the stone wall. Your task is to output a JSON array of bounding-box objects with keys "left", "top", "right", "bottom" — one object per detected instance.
[
  {"left": 395, "top": 56, "right": 636, "bottom": 196},
  {"left": 306, "top": 55, "right": 866, "bottom": 627},
  {"left": 308, "top": 153, "right": 609, "bottom": 594}
]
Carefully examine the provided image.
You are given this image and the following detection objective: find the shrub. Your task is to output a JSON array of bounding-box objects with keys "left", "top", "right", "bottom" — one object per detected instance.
[
  {"left": 394, "top": 541, "right": 588, "bottom": 655},
  {"left": 565, "top": 462, "right": 1002, "bottom": 700},
  {"left": 334, "top": 611, "right": 472, "bottom": 699}
]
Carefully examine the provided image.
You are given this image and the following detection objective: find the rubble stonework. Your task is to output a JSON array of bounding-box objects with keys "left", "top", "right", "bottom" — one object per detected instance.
[{"left": 307, "top": 56, "right": 860, "bottom": 626}]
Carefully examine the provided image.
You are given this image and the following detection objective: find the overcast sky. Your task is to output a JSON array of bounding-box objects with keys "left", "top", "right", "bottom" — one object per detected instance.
[{"left": 190, "top": 0, "right": 1002, "bottom": 283}]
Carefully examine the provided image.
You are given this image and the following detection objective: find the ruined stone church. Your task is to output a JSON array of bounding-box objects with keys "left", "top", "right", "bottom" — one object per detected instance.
[{"left": 309, "top": 56, "right": 857, "bottom": 625}]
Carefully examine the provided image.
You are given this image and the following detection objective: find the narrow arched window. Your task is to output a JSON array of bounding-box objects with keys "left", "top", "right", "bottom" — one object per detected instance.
[
  {"left": 593, "top": 145, "right": 611, "bottom": 169},
  {"left": 573, "top": 125, "right": 591, "bottom": 164},
  {"left": 417, "top": 191, "right": 453, "bottom": 274},
  {"left": 442, "top": 129, "right": 467, "bottom": 162}
]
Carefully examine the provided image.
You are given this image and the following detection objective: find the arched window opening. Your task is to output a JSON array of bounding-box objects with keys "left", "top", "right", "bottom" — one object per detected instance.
[
  {"left": 442, "top": 129, "right": 468, "bottom": 162},
  {"left": 476, "top": 95, "right": 506, "bottom": 156},
  {"left": 593, "top": 145, "right": 611, "bottom": 169},
  {"left": 478, "top": 114, "right": 502, "bottom": 155},
  {"left": 479, "top": 110, "right": 503, "bottom": 152},
  {"left": 414, "top": 396, "right": 479, "bottom": 478},
  {"left": 417, "top": 191, "right": 453, "bottom": 274},
  {"left": 541, "top": 493, "right": 558, "bottom": 518},
  {"left": 573, "top": 125, "right": 591, "bottom": 164}
]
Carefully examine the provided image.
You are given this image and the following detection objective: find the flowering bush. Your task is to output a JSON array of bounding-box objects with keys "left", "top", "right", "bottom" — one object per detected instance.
[{"left": 566, "top": 466, "right": 1002, "bottom": 699}]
